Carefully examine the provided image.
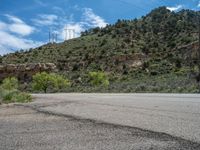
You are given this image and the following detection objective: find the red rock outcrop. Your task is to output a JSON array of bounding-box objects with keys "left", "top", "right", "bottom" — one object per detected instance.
[{"left": 0, "top": 63, "right": 57, "bottom": 82}]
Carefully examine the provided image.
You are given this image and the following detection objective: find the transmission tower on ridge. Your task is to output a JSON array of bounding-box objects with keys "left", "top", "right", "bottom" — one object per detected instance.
[
  {"left": 49, "top": 29, "right": 58, "bottom": 43},
  {"left": 64, "top": 27, "right": 75, "bottom": 41}
]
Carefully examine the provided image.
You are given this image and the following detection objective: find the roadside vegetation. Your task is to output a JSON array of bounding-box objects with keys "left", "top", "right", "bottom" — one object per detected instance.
[
  {"left": 89, "top": 71, "right": 109, "bottom": 87},
  {"left": 0, "top": 72, "right": 71, "bottom": 104},
  {"left": 32, "top": 72, "right": 70, "bottom": 93},
  {"left": 0, "top": 77, "right": 32, "bottom": 104}
]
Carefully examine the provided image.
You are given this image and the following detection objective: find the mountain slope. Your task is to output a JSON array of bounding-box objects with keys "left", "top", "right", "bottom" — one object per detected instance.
[{"left": 1, "top": 7, "right": 200, "bottom": 93}]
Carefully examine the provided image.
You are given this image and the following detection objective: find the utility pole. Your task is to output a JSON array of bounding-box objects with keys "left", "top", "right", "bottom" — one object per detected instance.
[{"left": 49, "top": 29, "right": 51, "bottom": 43}]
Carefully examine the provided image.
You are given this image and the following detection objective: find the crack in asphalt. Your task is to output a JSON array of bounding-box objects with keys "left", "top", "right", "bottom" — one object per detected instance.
[
  {"left": 14, "top": 103, "right": 200, "bottom": 149},
  {"left": 31, "top": 99, "right": 200, "bottom": 116},
  {"left": 29, "top": 100, "right": 200, "bottom": 124}
]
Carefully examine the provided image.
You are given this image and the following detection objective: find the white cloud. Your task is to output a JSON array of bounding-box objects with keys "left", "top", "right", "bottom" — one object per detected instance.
[
  {"left": 83, "top": 8, "right": 107, "bottom": 28},
  {"left": 65, "top": 23, "right": 84, "bottom": 34},
  {"left": 54, "top": 6, "right": 107, "bottom": 41},
  {"left": 0, "top": 44, "right": 14, "bottom": 55},
  {"left": 0, "top": 15, "right": 42, "bottom": 55},
  {"left": 198, "top": 1, "right": 200, "bottom": 7},
  {"left": 32, "top": 14, "right": 58, "bottom": 26},
  {"left": 8, "top": 24, "right": 34, "bottom": 36},
  {"left": 0, "top": 7, "right": 108, "bottom": 54},
  {"left": 0, "top": 31, "right": 40, "bottom": 49},
  {"left": 5, "top": 14, "right": 24, "bottom": 24},
  {"left": 0, "top": 49, "right": 13, "bottom": 56},
  {"left": 0, "top": 31, "right": 43, "bottom": 55},
  {"left": 5, "top": 14, "right": 35, "bottom": 36},
  {"left": 167, "top": 5, "right": 183, "bottom": 11},
  {"left": 0, "top": 22, "right": 7, "bottom": 30},
  {"left": 31, "top": 7, "right": 107, "bottom": 42},
  {"left": 60, "top": 23, "right": 85, "bottom": 40}
]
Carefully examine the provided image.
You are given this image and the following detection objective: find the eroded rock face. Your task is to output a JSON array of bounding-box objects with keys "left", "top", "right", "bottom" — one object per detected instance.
[
  {"left": 112, "top": 53, "right": 147, "bottom": 70},
  {"left": 0, "top": 63, "right": 57, "bottom": 82}
]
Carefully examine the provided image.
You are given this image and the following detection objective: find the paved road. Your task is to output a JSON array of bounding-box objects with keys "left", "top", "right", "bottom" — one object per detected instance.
[{"left": 1, "top": 94, "right": 200, "bottom": 149}]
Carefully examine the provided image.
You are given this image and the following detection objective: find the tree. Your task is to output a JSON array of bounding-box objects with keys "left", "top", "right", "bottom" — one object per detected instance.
[
  {"left": 32, "top": 72, "right": 53, "bottom": 93},
  {"left": 89, "top": 71, "right": 109, "bottom": 87},
  {"left": 1, "top": 77, "right": 18, "bottom": 91},
  {"left": 32, "top": 72, "right": 70, "bottom": 93}
]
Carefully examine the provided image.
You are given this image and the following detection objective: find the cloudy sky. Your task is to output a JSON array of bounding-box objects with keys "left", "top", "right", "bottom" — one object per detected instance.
[{"left": 0, "top": 0, "right": 200, "bottom": 55}]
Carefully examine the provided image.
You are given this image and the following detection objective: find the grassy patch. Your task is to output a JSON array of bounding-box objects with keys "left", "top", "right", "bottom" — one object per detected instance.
[
  {"left": 0, "top": 89, "right": 32, "bottom": 104},
  {"left": 0, "top": 77, "right": 32, "bottom": 104}
]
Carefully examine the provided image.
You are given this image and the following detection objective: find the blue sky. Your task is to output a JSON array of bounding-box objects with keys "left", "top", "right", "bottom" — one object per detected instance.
[{"left": 0, "top": 0, "right": 200, "bottom": 55}]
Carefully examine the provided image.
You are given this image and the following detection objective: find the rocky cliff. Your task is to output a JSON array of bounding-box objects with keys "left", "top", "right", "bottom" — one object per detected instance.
[{"left": 0, "top": 63, "right": 57, "bottom": 82}]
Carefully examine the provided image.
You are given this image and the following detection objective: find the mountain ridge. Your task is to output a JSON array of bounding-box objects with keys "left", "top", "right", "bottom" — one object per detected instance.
[{"left": 1, "top": 6, "right": 200, "bottom": 93}]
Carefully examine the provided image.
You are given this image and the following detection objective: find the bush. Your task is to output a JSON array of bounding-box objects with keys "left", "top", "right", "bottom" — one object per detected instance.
[
  {"left": 1, "top": 90, "right": 19, "bottom": 103},
  {"left": 53, "top": 74, "right": 70, "bottom": 90},
  {"left": 0, "top": 77, "right": 32, "bottom": 104},
  {"left": 1, "top": 77, "right": 18, "bottom": 90},
  {"left": 0, "top": 89, "right": 32, "bottom": 104},
  {"left": 32, "top": 72, "right": 55, "bottom": 93},
  {"left": 13, "top": 92, "right": 32, "bottom": 103},
  {"left": 32, "top": 72, "right": 70, "bottom": 93},
  {"left": 89, "top": 71, "right": 109, "bottom": 87}
]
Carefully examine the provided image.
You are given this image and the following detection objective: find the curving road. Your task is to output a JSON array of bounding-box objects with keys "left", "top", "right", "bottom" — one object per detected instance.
[{"left": 1, "top": 93, "right": 200, "bottom": 149}]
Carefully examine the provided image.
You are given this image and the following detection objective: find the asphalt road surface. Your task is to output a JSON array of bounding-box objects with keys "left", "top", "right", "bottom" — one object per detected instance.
[{"left": 1, "top": 93, "right": 200, "bottom": 150}]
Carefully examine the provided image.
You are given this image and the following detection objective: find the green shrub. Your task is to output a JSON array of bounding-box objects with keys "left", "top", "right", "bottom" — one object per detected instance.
[
  {"left": 32, "top": 72, "right": 70, "bottom": 93},
  {"left": 0, "top": 90, "right": 32, "bottom": 104},
  {"left": 1, "top": 77, "right": 18, "bottom": 90},
  {"left": 0, "top": 77, "right": 32, "bottom": 104},
  {"left": 89, "top": 71, "right": 109, "bottom": 87},
  {"left": 53, "top": 74, "right": 70, "bottom": 90},
  {"left": 2, "top": 90, "right": 19, "bottom": 103},
  {"left": 32, "top": 72, "right": 54, "bottom": 93},
  {"left": 13, "top": 92, "right": 32, "bottom": 103}
]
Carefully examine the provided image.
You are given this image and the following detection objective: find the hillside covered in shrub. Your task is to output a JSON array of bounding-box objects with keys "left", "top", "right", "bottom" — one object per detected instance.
[{"left": 1, "top": 7, "right": 200, "bottom": 93}]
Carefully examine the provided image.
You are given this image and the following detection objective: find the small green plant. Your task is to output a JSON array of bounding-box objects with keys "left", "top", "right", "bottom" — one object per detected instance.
[
  {"left": 53, "top": 74, "right": 70, "bottom": 90},
  {"left": 1, "top": 77, "right": 18, "bottom": 90},
  {"left": 1, "top": 90, "right": 19, "bottom": 103},
  {"left": 89, "top": 71, "right": 109, "bottom": 87},
  {"left": 32, "top": 72, "right": 70, "bottom": 93},
  {"left": 0, "top": 77, "right": 32, "bottom": 104},
  {"left": 13, "top": 92, "right": 32, "bottom": 103}
]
